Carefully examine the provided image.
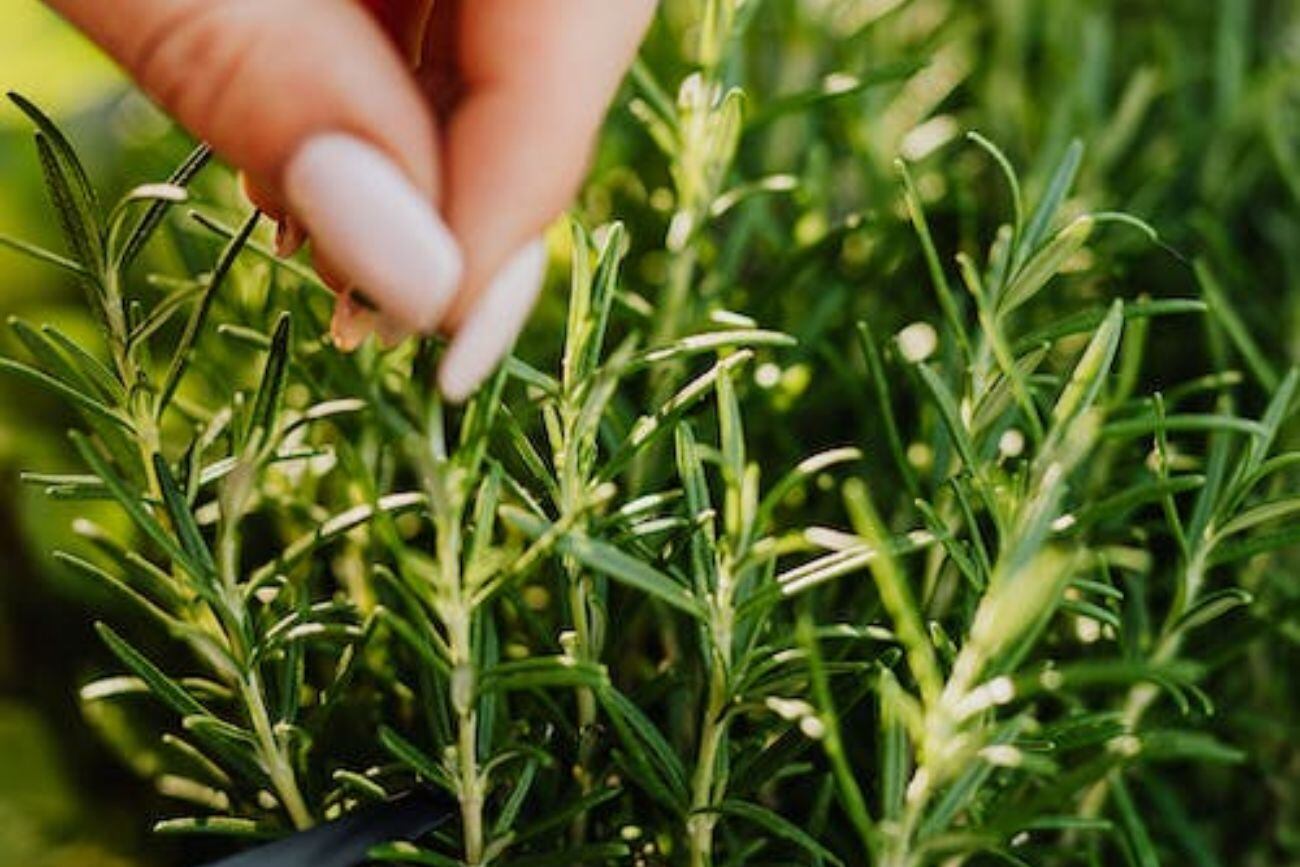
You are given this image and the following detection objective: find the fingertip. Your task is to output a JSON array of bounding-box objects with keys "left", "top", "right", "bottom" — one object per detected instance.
[
  {"left": 241, "top": 173, "right": 285, "bottom": 220},
  {"left": 330, "top": 293, "right": 378, "bottom": 352},
  {"left": 275, "top": 216, "right": 307, "bottom": 259}
]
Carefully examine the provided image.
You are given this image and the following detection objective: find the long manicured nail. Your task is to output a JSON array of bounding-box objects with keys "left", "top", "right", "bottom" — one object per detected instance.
[
  {"left": 438, "top": 240, "right": 547, "bottom": 403},
  {"left": 285, "top": 134, "right": 462, "bottom": 332},
  {"left": 331, "top": 293, "right": 377, "bottom": 352},
  {"left": 275, "top": 216, "right": 307, "bottom": 258}
]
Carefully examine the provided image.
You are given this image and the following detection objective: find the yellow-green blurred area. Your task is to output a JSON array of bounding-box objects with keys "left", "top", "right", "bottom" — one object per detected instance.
[
  {"left": 0, "top": 6, "right": 206, "bottom": 865},
  {"left": 0, "top": 0, "right": 1298, "bottom": 865}
]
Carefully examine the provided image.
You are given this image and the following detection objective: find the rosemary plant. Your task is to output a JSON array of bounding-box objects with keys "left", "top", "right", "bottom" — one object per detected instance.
[{"left": 2, "top": 3, "right": 1300, "bottom": 863}]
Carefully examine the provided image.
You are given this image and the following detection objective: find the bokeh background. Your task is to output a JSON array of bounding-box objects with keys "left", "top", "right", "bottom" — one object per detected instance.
[{"left": 1, "top": 1, "right": 1298, "bottom": 864}]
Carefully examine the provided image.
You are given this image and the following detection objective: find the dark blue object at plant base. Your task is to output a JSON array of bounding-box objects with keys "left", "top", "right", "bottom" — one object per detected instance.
[{"left": 202, "top": 790, "right": 453, "bottom": 867}]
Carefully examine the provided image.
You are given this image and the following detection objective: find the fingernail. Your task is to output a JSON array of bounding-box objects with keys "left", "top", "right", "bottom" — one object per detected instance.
[
  {"left": 284, "top": 134, "right": 462, "bottom": 332},
  {"left": 438, "top": 240, "right": 547, "bottom": 403},
  {"left": 331, "top": 293, "right": 377, "bottom": 352},
  {"left": 275, "top": 216, "right": 307, "bottom": 258}
]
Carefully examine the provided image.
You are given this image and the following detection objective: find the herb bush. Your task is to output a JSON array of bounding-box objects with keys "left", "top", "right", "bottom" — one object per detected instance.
[{"left": 2, "top": 1, "right": 1299, "bottom": 865}]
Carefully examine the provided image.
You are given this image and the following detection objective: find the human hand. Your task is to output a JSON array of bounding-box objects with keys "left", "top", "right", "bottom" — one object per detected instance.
[{"left": 45, "top": 0, "right": 657, "bottom": 399}]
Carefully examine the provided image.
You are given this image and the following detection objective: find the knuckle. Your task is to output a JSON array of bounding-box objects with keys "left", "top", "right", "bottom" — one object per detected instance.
[{"left": 129, "top": 1, "right": 276, "bottom": 135}]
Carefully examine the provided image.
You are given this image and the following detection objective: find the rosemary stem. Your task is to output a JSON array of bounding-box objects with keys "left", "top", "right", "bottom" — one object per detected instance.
[{"left": 243, "top": 674, "right": 313, "bottom": 831}]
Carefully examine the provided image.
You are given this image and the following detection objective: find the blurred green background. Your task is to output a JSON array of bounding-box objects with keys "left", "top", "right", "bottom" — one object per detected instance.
[
  {"left": 0, "top": 7, "right": 176, "bottom": 865},
  {"left": 1, "top": 0, "right": 1299, "bottom": 864}
]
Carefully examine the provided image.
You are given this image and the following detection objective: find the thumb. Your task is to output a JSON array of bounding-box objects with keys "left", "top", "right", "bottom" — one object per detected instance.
[
  {"left": 434, "top": 0, "right": 656, "bottom": 401},
  {"left": 46, "top": 0, "right": 463, "bottom": 332}
]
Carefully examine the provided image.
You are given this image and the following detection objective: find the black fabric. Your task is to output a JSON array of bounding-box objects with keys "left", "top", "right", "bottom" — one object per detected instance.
[{"left": 202, "top": 790, "right": 454, "bottom": 867}]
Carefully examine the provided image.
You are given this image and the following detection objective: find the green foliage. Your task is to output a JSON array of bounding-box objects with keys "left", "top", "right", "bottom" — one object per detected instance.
[{"left": 3, "top": 2, "right": 1300, "bottom": 866}]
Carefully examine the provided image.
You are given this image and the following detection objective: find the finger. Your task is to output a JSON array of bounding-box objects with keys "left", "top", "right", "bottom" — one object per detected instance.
[
  {"left": 46, "top": 0, "right": 462, "bottom": 333},
  {"left": 276, "top": 0, "right": 432, "bottom": 347},
  {"left": 434, "top": 0, "right": 656, "bottom": 400},
  {"left": 239, "top": 175, "right": 307, "bottom": 257},
  {"left": 244, "top": 1, "right": 433, "bottom": 264},
  {"left": 330, "top": 292, "right": 379, "bottom": 352},
  {"left": 240, "top": 174, "right": 284, "bottom": 220},
  {"left": 359, "top": 0, "right": 436, "bottom": 66},
  {"left": 275, "top": 216, "right": 308, "bottom": 259}
]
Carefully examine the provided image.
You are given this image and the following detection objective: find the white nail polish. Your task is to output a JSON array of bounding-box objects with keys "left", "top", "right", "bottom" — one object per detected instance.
[
  {"left": 285, "top": 134, "right": 462, "bottom": 332},
  {"left": 438, "top": 240, "right": 548, "bottom": 402},
  {"left": 331, "top": 293, "right": 377, "bottom": 352}
]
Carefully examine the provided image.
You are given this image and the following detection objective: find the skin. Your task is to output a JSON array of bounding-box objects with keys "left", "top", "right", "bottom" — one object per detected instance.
[{"left": 44, "top": 0, "right": 657, "bottom": 338}]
